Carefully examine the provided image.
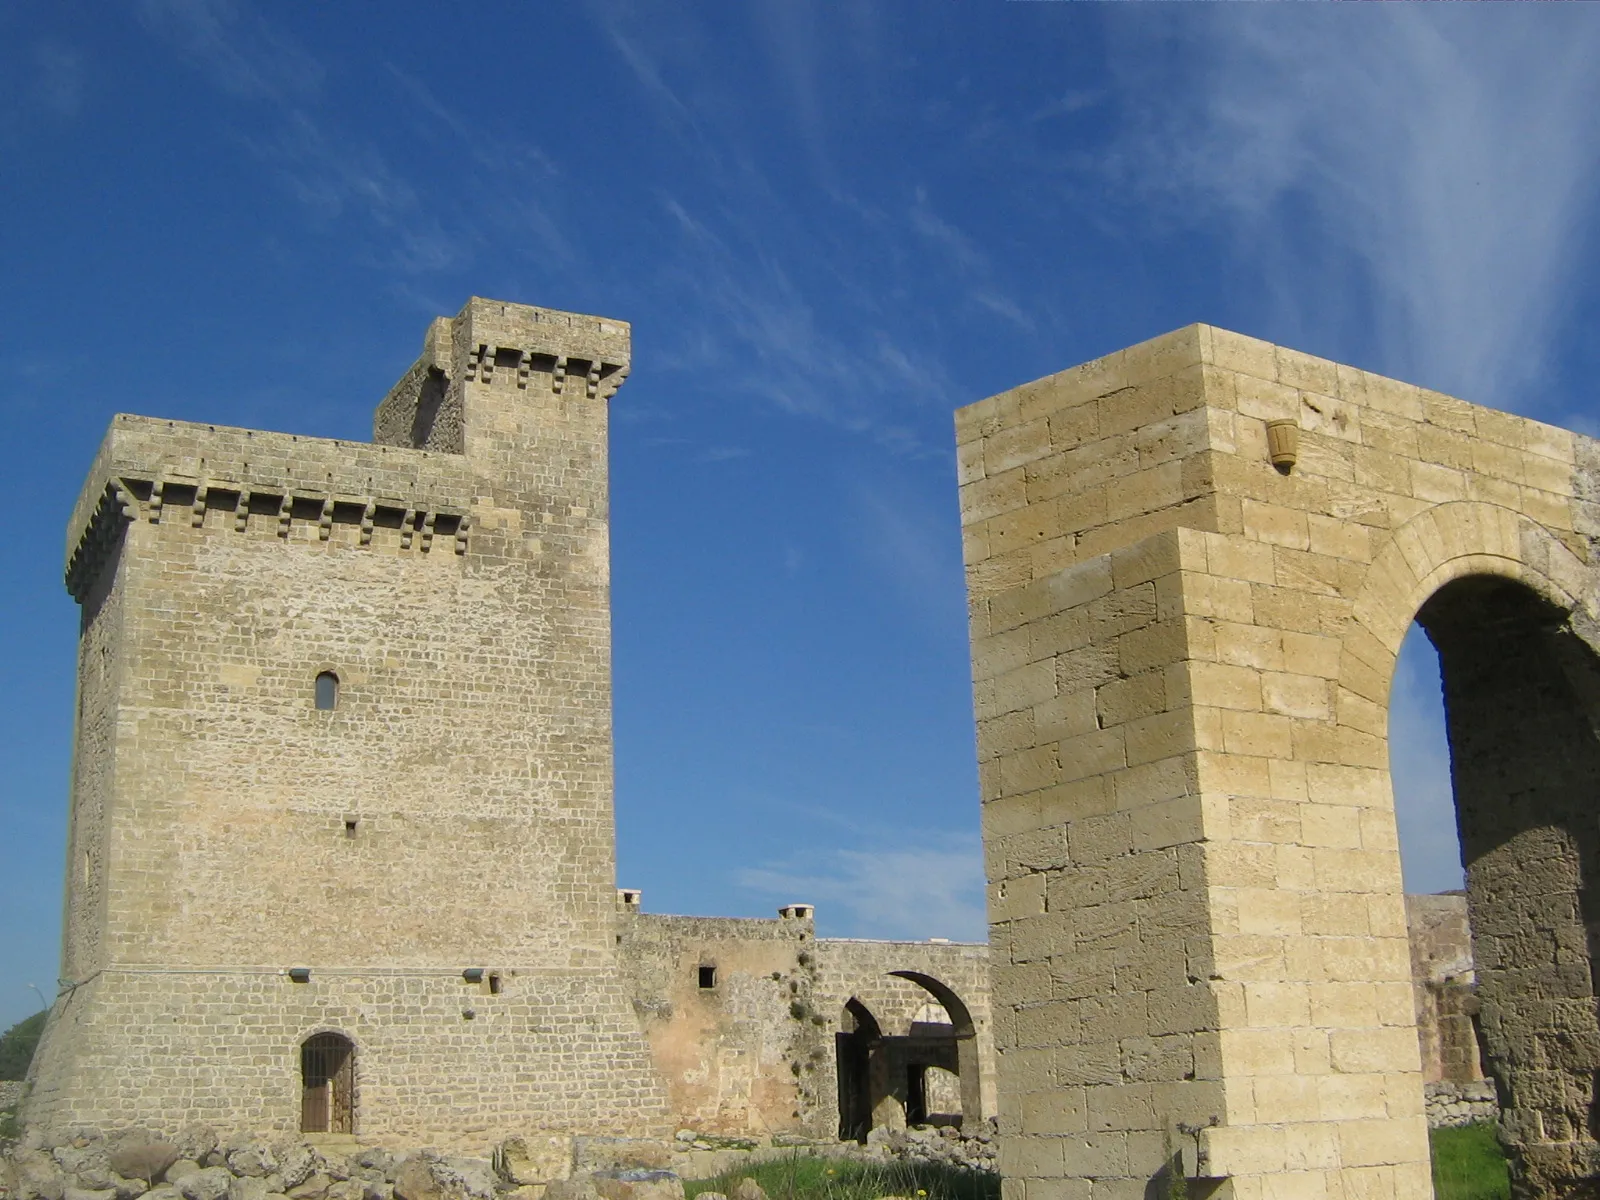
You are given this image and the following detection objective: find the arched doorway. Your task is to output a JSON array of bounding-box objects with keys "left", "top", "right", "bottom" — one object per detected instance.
[
  {"left": 300, "top": 1032, "right": 355, "bottom": 1134},
  {"left": 889, "top": 970, "right": 982, "bottom": 1129},
  {"left": 835, "top": 974, "right": 984, "bottom": 1141},
  {"left": 1409, "top": 574, "right": 1600, "bottom": 1194},
  {"left": 836, "top": 998, "right": 881, "bottom": 1142}
]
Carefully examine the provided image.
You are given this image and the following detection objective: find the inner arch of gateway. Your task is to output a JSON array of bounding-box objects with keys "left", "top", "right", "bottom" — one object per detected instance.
[{"left": 958, "top": 323, "right": 1600, "bottom": 1200}]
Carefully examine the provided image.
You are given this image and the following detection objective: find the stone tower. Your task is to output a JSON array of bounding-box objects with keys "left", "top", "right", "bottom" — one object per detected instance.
[{"left": 28, "top": 298, "right": 671, "bottom": 1146}]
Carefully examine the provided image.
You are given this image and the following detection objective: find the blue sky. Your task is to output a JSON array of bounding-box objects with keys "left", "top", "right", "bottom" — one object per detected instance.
[{"left": 3, "top": 2, "right": 1599, "bottom": 1031}]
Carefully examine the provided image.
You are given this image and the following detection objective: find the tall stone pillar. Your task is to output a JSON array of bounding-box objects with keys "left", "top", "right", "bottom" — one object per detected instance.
[{"left": 958, "top": 325, "right": 1600, "bottom": 1200}]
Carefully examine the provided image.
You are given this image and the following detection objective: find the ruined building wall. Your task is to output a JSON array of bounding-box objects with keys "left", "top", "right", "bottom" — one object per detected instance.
[
  {"left": 28, "top": 299, "right": 666, "bottom": 1150},
  {"left": 616, "top": 908, "right": 827, "bottom": 1138},
  {"left": 1405, "top": 894, "right": 1481, "bottom": 1086},
  {"left": 615, "top": 901, "right": 996, "bottom": 1143}
]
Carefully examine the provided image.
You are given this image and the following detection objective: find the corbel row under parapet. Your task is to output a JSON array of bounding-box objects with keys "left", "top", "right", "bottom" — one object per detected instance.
[
  {"left": 463, "top": 346, "right": 630, "bottom": 399},
  {"left": 65, "top": 476, "right": 470, "bottom": 603}
]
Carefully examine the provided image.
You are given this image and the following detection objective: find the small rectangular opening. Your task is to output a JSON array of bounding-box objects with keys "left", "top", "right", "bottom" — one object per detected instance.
[
  {"left": 488, "top": 973, "right": 502, "bottom": 995},
  {"left": 698, "top": 965, "right": 717, "bottom": 990},
  {"left": 343, "top": 818, "right": 358, "bottom": 838}
]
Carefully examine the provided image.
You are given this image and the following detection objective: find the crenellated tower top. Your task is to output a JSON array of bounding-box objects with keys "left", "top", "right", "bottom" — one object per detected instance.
[{"left": 373, "top": 297, "right": 631, "bottom": 455}]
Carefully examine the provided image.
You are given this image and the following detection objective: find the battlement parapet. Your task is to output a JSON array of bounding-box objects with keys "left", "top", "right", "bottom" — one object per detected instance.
[
  {"left": 65, "top": 414, "right": 476, "bottom": 602},
  {"left": 375, "top": 297, "right": 631, "bottom": 454}
]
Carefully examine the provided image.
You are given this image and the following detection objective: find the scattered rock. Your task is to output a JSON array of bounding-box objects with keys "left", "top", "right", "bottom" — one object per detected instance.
[
  {"left": 728, "top": 1180, "right": 765, "bottom": 1200},
  {"left": 274, "top": 1147, "right": 321, "bottom": 1193},
  {"left": 165, "top": 1163, "right": 201, "bottom": 1185},
  {"left": 229, "top": 1176, "right": 271, "bottom": 1200},
  {"left": 392, "top": 1157, "right": 494, "bottom": 1200},
  {"left": 173, "top": 1133, "right": 217, "bottom": 1168},
  {"left": 65, "top": 1187, "right": 119, "bottom": 1200},
  {"left": 592, "top": 1171, "right": 683, "bottom": 1200},
  {"left": 494, "top": 1137, "right": 571, "bottom": 1187},
  {"left": 286, "top": 1173, "right": 331, "bottom": 1200},
  {"left": 224, "top": 1144, "right": 277, "bottom": 1180},
  {"left": 541, "top": 1178, "right": 599, "bottom": 1200},
  {"left": 175, "top": 1168, "right": 233, "bottom": 1200},
  {"left": 15, "top": 1148, "right": 68, "bottom": 1200},
  {"left": 109, "top": 1145, "right": 180, "bottom": 1185}
]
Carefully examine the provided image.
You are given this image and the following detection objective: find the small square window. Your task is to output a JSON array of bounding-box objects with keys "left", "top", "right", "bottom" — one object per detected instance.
[{"left": 698, "top": 965, "right": 717, "bottom": 990}]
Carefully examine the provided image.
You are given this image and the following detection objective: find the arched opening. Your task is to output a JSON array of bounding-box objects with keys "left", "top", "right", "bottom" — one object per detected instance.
[
  {"left": 835, "top": 974, "right": 984, "bottom": 1142},
  {"left": 836, "top": 998, "right": 881, "bottom": 1142},
  {"left": 300, "top": 1032, "right": 355, "bottom": 1134},
  {"left": 1395, "top": 573, "right": 1600, "bottom": 1194},
  {"left": 889, "top": 970, "right": 981, "bottom": 1130},
  {"left": 314, "top": 671, "right": 339, "bottom": 711}
]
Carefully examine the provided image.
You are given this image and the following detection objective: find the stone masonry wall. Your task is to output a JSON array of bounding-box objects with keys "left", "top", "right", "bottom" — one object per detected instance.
[
  {"left": 615, "top": 902, "right": 996, "bottom": 1146},
  {"left": 958, "top": 324, "right": 1600, "bottom": 1200},
  {"left": 28, "top": 300, "right": 668, "bottom": 1150}
]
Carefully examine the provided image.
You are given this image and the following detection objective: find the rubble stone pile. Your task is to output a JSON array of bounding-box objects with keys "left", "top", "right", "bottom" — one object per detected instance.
[{"left": 1424, "top": 1080, "right": 1499, "bottom": 1129}]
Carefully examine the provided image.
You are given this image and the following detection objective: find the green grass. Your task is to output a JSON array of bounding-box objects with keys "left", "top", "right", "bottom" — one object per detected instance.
[
  {"left": 684, "top": 1155, "right": 997, "bottom": 1200},
  {"left": 682, "top": 1127, "right": 1510, "bottom": 1200},
  {"left": 1430, "top": 1124, "right": 1510, "bottom": 1200}
]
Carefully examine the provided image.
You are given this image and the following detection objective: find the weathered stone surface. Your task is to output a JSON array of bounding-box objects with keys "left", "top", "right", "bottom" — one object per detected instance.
[
  {"left": 229, "top": 1176, "right": 271, "bottom": 1200},
  {"left": 493, "top": 1137, "right": 571, "bottom": 1186},
  {"left": 108, "top": 1146, "right": 178, "bottom": 1185},
  {"left": 224, "top": 1143, "right": 277, "bottom": 1180},
  {"left": 727, "top": 1179, "right": 764, "bottom": 1200},
  {"left": 392, "top": 1158, "right": 494, "bottom": 1200},
  {"left": 171, "top": 1133, "right": 216, "bottom": 1169},
  {"left": 273, "top": 1147, "right": 320, "bottom": 1193},
  {"left": 541, "top": 1180, "right": 599, "bottom": 1200},
  {"left": 14, "top": 1152, "right": 67, "bottom": 1200},
  {"left": 175, "top": 1168, "right": 232, "bottom": 1200},
  {"left": 285, "top": 1174, "right": 330, "bottom": 1200},
  {"left": 591, "top": 1172, "right": 683, "bottom": 1200},
  {"left": 164, "top": 1163, "right": 199, "bottom": 1185}
]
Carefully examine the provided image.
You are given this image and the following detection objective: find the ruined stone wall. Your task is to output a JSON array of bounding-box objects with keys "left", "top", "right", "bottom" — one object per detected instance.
[
  {"left": 958, "top": 324, "right": 1600, "bottom": 1200},
  {"left": 615, "top": 902, "right": 996, "bottom": 1145},
  {"left": 1405, "top": 893, "right": 1481, "bottom": 1087},
  {"left": 29, "top": 300, "right": 665, "bottom": 1151},
  {"left": 616, "top": 907, "right": 825, "bottom": 1138}
]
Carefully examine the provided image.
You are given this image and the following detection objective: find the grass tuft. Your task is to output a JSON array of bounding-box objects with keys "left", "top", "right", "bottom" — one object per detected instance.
[
  {"left": 1430, "top": 1123, "right": 1510, "bottom": 1200},
  {"left": 685, "top": 1155, "right": 997, "bottom": 1200}
]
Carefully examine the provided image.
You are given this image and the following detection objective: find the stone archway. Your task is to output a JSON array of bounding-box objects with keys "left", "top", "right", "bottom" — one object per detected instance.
[{"left": 957, "top": 324, "right": 1600, "bottom": 1200}]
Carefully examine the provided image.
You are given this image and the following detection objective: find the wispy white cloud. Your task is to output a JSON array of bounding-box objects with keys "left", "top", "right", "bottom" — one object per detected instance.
[
  {"left": 0, "top": 39, "right": 88, "bottom": 136},
  {"left": 137, "top": 0, "right": 572, "bottom": 276},
  {"left": 653, "top": 190, "right": 957, "bottom": 454},
  {"left": 139, "top": 0, "right": 322, "bottom": 103},
  {"left": 910, "top": 188, "right": 987, "bottom": 275},
  {"left": 848, "top": 473, "right": 966, "bottom": 637},
  {"left": 32, "top": 41, "right": 85, "bottom": 117},
  {"left": 737, "top": 835, "right": 987, "bottom": 943},
  {"left": 1114, "top": 7, "right": 1600, "bottom": 410}
]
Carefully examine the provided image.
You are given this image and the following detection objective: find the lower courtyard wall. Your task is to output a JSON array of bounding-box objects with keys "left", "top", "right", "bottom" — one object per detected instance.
[{"left": 14, "top": 894, "right": 1489, "bottom": 1156}]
